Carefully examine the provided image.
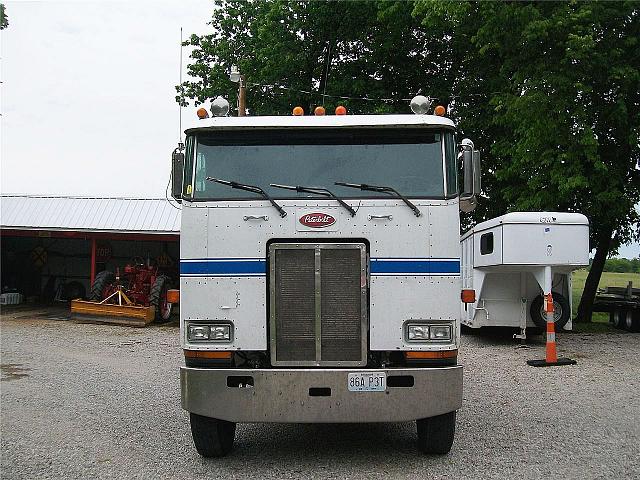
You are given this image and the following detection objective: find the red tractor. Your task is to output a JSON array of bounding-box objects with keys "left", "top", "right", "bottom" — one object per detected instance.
[{"left": 86, "top": 257, "right": 174, "bottom": 323}]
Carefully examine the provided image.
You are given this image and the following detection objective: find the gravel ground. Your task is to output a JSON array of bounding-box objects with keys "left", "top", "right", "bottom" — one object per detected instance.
[{"left": 1, "top": 306, "right": 639, "bottom": 479}]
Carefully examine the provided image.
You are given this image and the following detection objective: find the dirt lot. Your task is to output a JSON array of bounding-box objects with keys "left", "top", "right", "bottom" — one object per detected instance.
[{"left": 1, "top": 306, "right": 639, "bottom": 479}]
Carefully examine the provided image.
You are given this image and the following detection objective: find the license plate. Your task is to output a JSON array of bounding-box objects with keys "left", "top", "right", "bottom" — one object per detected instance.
[{"left": 347, "top": 372, "right": 386, "bottom": 392}]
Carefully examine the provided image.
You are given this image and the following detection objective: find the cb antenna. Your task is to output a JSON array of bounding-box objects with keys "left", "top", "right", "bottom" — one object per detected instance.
[{"left": 177, "top": 27, "right": 184, "bottom": 151}]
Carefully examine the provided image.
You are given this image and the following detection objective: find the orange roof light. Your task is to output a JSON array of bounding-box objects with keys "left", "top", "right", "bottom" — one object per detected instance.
[
  {"left": 434, "top": 105, "right": 446, "bottom": 116},
  {"left": 197, "top": 107, "right": 209, "bottom": 119},
  {"left": 314, "top": 106, "right": 326, "bottom": 116},
  {"left": 292, "top": 106, "right": 304, "bottom": 116},
  {"left": 335, "top": 105, "right": 347, "bottom": 115}
]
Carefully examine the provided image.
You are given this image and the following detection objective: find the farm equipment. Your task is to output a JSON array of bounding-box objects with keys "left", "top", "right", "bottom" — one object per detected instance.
[
  {"left": 594, "top": 281, "right": 640, "bottom": 332},
  {"left": 70, "top": 257, "right": 174, "bottom": 327}
]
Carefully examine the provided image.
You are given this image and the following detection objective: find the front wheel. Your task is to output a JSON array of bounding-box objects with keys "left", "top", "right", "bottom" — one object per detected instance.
[
  {"left": 416, "top": 411, "right": 456, "bottom": 454},
  {"left": 189, "top": 413, "right": 236, "bottom": 458}
]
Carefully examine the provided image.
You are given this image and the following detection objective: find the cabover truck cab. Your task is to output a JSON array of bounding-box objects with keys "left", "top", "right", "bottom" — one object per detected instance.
[{"left": 171, "top": 104, "right": 481, "bottom": 457}]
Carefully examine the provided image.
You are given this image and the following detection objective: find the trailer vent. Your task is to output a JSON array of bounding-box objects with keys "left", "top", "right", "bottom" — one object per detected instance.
[{"left": 269, "top": 243, "right": 367, "bottom": 367}]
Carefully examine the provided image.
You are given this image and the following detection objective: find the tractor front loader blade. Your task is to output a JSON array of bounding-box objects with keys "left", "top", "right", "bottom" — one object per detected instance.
[{"left": 70, "top": 300, "right": 155, "bottom": 327}]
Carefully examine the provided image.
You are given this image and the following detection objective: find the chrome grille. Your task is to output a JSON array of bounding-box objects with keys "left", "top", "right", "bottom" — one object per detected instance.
[{"left": 269, "top": 243, "right": 367, "bottom": 366}]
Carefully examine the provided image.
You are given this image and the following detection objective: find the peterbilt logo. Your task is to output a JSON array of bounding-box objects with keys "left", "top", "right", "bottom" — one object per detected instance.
[{"left": 299, "top": 213, "right": 336, "bottom": 228}]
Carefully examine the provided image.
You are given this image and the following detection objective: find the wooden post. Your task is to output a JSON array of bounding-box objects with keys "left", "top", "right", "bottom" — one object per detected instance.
[
  {"left": 90, "top": 237, "right": 96, "bottom": 286},
  {"left": 238, "top": 75, "right": 246, "bottom": 116}
]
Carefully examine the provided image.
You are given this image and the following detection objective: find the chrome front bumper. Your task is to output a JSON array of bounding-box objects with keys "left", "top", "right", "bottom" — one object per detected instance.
[{"left": 181, "top": 366, "right": 463, "bottom": 423}]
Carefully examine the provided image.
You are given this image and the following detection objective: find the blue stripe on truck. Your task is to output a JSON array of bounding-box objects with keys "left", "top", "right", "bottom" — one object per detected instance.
[{"left": 180, "top": 258, "right": 460, "bottom": 276}]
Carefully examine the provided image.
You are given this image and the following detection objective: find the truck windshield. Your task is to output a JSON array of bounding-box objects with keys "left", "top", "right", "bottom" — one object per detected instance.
[{"left": 188, "top": 128, "right": 453, "bottom": 200}]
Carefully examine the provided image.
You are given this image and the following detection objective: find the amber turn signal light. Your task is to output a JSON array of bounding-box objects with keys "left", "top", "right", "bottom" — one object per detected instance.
[
  {"left": 335, "top": 105, "right": 347, "bottom": 115},
  {"left": 314, "top": 106, "right": 326, "bottom": 116},
  {"left": 292, "top": 106, "right": 304, "bottom": 116},
  {"left": 167, "top": 289, "right": 180, "bottom": 304},
  {"left": 405, "top": 350, "right": 458, "bottom": 359},
  {"left": 184, "top": 350, "right": 232, "bottom": 359},
  {"left": 461, "top": 289, "right": 476, "bottom": 303},
  {"left": 434, "top": 105, "right": 446, "bottom": 116},
  {"left": 197, "top": 107, "right": 209, "bottom": 119}
]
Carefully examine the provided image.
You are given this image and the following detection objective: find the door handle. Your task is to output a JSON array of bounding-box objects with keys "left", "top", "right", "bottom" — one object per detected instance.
[
  {"left": 367, "top": 214, "right": 393, "bottom": 221},
  {"left": 243, "top": 215, "right": 269, "bottom": 221}
]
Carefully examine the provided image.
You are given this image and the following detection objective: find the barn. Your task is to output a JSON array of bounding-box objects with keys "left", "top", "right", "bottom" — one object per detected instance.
[{"left": 0, "top": 195, "right": 180, "bottom": 303}]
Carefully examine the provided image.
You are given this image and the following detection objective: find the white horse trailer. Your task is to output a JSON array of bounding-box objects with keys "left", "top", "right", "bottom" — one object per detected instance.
[{"left": 460, "top": 212, "right": 589, "bottom": 340}]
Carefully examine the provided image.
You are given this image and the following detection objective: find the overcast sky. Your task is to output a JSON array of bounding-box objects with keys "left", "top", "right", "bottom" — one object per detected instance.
[
  {"left": 1, "top": 0, "right": 211, "bottom": 198},
  {"left": 1, "top": 1, "right": 637, "bottom": 257}
]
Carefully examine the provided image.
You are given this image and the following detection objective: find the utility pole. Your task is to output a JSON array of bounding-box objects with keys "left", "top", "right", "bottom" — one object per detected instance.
[{"left": 238, "top": 75, "right": 246, "bottom": 117}]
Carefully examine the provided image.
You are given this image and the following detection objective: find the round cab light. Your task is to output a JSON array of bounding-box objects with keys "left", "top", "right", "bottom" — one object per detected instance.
[
  {"left": 292, "top": 106, "right": 304, "bottom": 116},
  {"left": 211, "top": 96, "right": 230, "bottom": 117},
  {"left": 335, "top": 105, "right": 347, "bottom": 115},
  {"left": 197, "top": 107, "right": 209, "bottom": 119},
  {"left": 314, "top": 106, "right": 326, "bottom": 116},
  {"left": 410, "top": 95, "right": 431, "bottom": 115},
  {"left": 434, "top": 105, "right": 446, "bottom": 116}
]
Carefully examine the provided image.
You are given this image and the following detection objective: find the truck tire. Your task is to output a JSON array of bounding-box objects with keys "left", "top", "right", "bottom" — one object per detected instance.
[
  {"left": 530, "top": 293, "right": 570, "bottom": 330},
  {"left": 624, "top": 309, "right": 638, "bottom": 332},
  {"left": 611, "top": 308, "right": 624, "bottom": 329},
  {"left": 89, "top": 271, "right": 115, "bottom": 301},
  {"left": 189, "top": 413, "right": 236, "bottom": 457},
  {"left": 416, "top": 411, "right": 456, "bottom": 454},
  {"left": 150, "top": 274, "right": 172, "bottom": 323}
]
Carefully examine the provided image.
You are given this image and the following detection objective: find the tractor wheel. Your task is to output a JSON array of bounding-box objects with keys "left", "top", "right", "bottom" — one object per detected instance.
[
  {"left": 530, "top": 293, "right": 570, "bottom": 330},
  {"left": 89, "top": 271, "right": 116, "bottom": 301},
  {"left": 150, "top": 274, "right": 172, "bottom": 323}
]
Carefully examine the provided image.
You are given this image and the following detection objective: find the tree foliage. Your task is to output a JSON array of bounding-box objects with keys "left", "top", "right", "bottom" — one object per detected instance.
[
  {"left": 179, "top": 0, "right": 640, "bottom": 321},
  {"left": 1, "top": 4, "right": 8, "bottom": 30}
]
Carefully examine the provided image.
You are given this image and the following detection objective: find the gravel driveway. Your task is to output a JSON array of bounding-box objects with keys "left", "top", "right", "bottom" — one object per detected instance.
[{"left": 1, "top": 307, "right": 638, "bottom": 479}]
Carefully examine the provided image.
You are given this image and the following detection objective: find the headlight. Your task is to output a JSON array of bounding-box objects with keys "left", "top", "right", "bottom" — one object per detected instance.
[
  {"left": 407, "top": 324, "right": 430, "bottom": 341},
  {"left": 188, "top": 325, "right": 210, "bottom": 341},
  {"left": 187, "top": 323, "right": 232, "bottom": 342},
  {"left": 209, "top": 325, "right": 231, "bottom": 341},
  {"left": 429, "top": 325, "right": 452, "bottom": 341}
]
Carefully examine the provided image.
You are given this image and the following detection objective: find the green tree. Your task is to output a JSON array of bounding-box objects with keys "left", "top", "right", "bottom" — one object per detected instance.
[
  {"left": 177, "top": 0, "right": 453, "bottom": 115},
  {"left": 1, "top": 4, "right": 8, "bottom": 30},
  {"left": 414, "top": 0, "right": 640, "bottom": 321}
]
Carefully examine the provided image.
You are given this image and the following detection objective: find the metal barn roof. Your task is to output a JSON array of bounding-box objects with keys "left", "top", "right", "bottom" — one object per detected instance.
[{"left": 0, "top": 195, "right": 180, "bottom": 234}]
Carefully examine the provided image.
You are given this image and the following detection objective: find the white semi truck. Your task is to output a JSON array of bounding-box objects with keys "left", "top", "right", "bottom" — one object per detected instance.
[{"left": 170, "top": 97, "right": 481, "bottom": 457}]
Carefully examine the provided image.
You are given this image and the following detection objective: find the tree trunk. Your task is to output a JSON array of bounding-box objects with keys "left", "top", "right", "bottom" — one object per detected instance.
[{"left": 575, "top": 228, "right": 613, "bottom": 322}]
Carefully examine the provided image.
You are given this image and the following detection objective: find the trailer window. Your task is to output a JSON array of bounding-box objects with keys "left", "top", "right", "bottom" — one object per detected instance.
[
  {"left": 480, "top": 233, "right": 494, "bottom": 255},
  {"left": 192, "top": 128, "right": 448, "bottom": 200}
]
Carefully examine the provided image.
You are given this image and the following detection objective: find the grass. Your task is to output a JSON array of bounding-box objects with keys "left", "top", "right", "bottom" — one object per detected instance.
[{"left": 571, "top": 269, "right": 640, "bottom": 330}]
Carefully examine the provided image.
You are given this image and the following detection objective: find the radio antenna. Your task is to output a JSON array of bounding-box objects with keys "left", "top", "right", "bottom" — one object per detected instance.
[{"left": 178, "top": 27, "right": 184, "bottom": 147}]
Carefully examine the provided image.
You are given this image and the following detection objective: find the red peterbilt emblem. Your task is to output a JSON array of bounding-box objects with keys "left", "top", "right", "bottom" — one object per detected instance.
[{"left": 299, "top": 213, "right": 336, "bottom": 228}]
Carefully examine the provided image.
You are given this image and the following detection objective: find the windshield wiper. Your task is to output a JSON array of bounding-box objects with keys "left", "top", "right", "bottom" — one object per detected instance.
[
  {"left": 206, "top": 177, "right": 287, "bottom": 218},
  {"left": 270, "top": 184, "right": 356, "bottom": 217},
  {"left": 334, "top": 182, "right": 421, "bottom": 217}
]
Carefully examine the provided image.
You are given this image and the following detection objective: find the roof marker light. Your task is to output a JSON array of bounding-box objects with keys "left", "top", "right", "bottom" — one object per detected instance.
[
  {"left": 197, "top": 108, "right": 209, "bottom": 119},
  {"left": 335, "top": 105, "right": 347, "bottom": 115},
  {"left": 292, "top": 106, "right": 304, "bottom": 116},
  {"left": 314, "top": 106, "right": 326, "bottom": 116},
  {"left": 410, "top": 95, "right": 431, "bottom": 115},
  {"left": 434, "top": 105, "right": 446, "bottom": 116}
]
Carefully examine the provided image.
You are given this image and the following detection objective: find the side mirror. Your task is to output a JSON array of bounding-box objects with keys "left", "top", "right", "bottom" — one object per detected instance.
[
  {"left": 460, "top": 139, "right": 481, "bottom": 212},
  {"left": 171, "top": 149, "right": 184, "bottom": 202}
]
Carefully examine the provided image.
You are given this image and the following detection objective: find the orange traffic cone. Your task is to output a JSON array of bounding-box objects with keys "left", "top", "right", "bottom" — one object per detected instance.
[{"left": 527, "top": 292, "right": 577, "bottom": 367}]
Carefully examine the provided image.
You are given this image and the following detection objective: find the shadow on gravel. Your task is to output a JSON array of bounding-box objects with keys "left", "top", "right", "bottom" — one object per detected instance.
[
  {"left": 227, "top": 422, "right": 419, "bottom": 462},
  {"left": 461, "top": 325, "right": 546, "bottom": 346}
]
